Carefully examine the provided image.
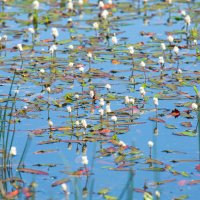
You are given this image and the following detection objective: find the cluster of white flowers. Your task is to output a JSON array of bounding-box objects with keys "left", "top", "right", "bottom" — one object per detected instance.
[
  {"left": 32, "top": 0, "right": 39, "bottom": 10},
  {"left": 153, "top": 97, "right": 159, "bottom": 106},
  {"left": 48, "top": 119, "right": 53, "bottom": 127},
  {"left": 158, "top": 56, "right": 165, "bottom": 65},
  {"left": 90, "top": 90, "right": 95, "bottom": 98},
  {"left": 111, "top": 115, "right": 117, "bottom": 122},
  {"left": 139, "top": 87, "right": 146, "bottom": 96},
  {"left": 173, "top": 46, "right": 179, "bottom": 55},
  {"left": 148, "top": 140, "right": 154, "bottom": 148},
  {"left": 81, "top": 119, "right": 87, "bottom": 129},
  {"left": 67, "top": 106, "right": 72, "bottom": 113},
  {"left": 93, "top": 22, "right": 99, "bottom": 30},
  {"left": 124, "top": 96, "right": 130, "bottom": 104},
  {"left": 99, "top": 98, "right": 105, "bottom": 107},
  {"left": 160, "top": 43, "right": 166, "bottom": 51},
  {"left": 10, "top": 146, "right": 17, "bottom": 156},
  {"left": 111, "top": 33, "right": 118, "bottom": 45},
  {"left": 17, "top": 44, "right": 23, "bottom": 52},
  {"left": 105, "top": 83, "right": 111, "bottom": 90},
  {"left": 49, "top": 44, "right": 57, "bottom": 55},
  {"left": 167, "top": 35, "right": 174, "bottom": 43},
  {"left": 87, "top": 52, "right": 93, "bottom": 59},
  {"left": 101, "top": 10, "right": 109, "bottom": 19},
  {"left": 81, "top": 155, "right": 88, "bottom": 165},
  {"left": 140, "top": 61, "right": 146, "bottom": 68},
  {"left": 51, "top": 27, "right": 59, "bottom": 38},
  {"left": 191, "top": 103, "right": 198, "bottom": 110},
  {"left": 128, "top": 46, "right": 134, "bottom": 54}
]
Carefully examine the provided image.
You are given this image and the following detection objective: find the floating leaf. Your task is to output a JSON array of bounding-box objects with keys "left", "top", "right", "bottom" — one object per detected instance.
[
  {"left": 149, "top": 117, "right": 165, "bottom": 123},
  {"left": 5, "top": 189, "right": 19, "bottom": 199},
  {"left": 17, "top": 168, "right": 49, "bottom": 175},
  {"left": 104, "top": 195, "right": 118, "bottom": 200},
  {"left": 181, "top": 122, "right": 192, "bottom": 128},
  {"left": 98, "top": 188, "right": 110, "bottom": 195},
  {"left": 165, "top": 124, "right": 177, "bottom": 129},
  {"left": 51, "top": 178, "right": 70, "bottom": 187},
  {"left": 173, "top": 130, "right": 197, "bottom": 137}
]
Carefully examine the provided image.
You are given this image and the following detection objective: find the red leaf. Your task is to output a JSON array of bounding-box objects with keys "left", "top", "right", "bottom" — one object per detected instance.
[
  {"left": 149, "top": 117, "right": 165, "bottom": 123},
  {"left": 17, "top": 168, "right": 49, "bottom": 175},
  {"left": 22, "top": 188, "right": 33, "bottom": 198},
  {"left": 51, "top": 178, "right": 70, "bottom": 187},
  {"left": 178, "top": 180, "right": 188, "bottom": 186},
  {"left": 170, "top": 109, "right": 180, "bottom": 118},
  {"left": 195, "top": 164, "right": 200, "bottom": 171},
  {"left": 6, "top": 189, "right": 19, "bottom": 199}
]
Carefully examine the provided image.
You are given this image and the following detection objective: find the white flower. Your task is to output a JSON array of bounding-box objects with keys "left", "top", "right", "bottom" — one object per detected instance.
[
  {"left": 155, "top": 190, "right": 160, "bottom": 198},
  {"left": 28, "top": 27, "right": 35, "bottom": 34},
  {"left": 68, "top": 44, "right": 74, "bottom": 50},
  {"left": 167, "top": 35, "right": 174, "bottom": 43},
  {"left": 67, "top": 0, "right": 73, "bottom": 10},
  {"left": 17, "top": 44, "right": 23, "bottom": 52},
  {"left": 51, "top": 27, "right": 59, "bottom": 38},
  {"left": 128, "top": 46, "right": 134, "bottom": 54},
  {"left": 2, "top": 35, "right": 7, "bottom": 41},
  {"left": 10, "top": 146, "right": 17, "bottom": 156},
  {"left": 181, "top": 10, "right": 186, "bottom": 16},
  {"left": 101, "top": 9, "right": 109, "bottom": 19},
  {"left": 177, "top": 68, "right": 182, "bottom": 74},
  {"left": 48, "top": 119, "right": 53, "bottom": 127},
  {"left": 108, "top": 0, "right": 113, "bottom": 4},
  {"left": 148, "top": 140, "right": 154, "bottom": 148},
  {"left": 99, "top": 98, "right": 105, "bottom": 107},
  {"left": 158, "top": 56, "right": 164, "bottom": 65},
  {"left": 61, "top": 183, "right": 69, "bottom": 193},
  {"left": 13, "top": 89, "right": 19, "bottom": 94},
  {"left": 39, "top": 68, "right": 45, "bottom": 74},
  {"left": 105, "top": 83, "right": 111, "bottom": 90},
  {"left": 173, "top": 46, "right": 179, "bottom": 55},
  {"left": 129, "top": 98, "right": 135, "bottom": 105},
  {"left": 140, "top": 61, "right": 145, "bottom": 68},
  {"left": 90, "top": 90, "right": 94, "bottom": 98},
  {"left": 74, "top": 94, "right": 79, "bottom": 99},
  {"left": 67, "top": 106, "right": 72, "bottom": 113},
  {"left": 49, "top": 44, "right": 57, "bottom": 54},
  {"left": 78, "top": 0, "right": 83, "bottom": 6},
  {"left": 32, "top": 0, "right": 39, "bottom": 10},
  {"left": 87, "top": 52, "right": 92, "bottom": 58},
  {"left": 68, "top": 18, "right": 73, "bottom": 23},
  {"left": 99, "top": 108, "right": 104, "bottom": 116},
  {"left": 79, "top": 66, "right": 84, "bottom": 72},
  {"left": 161, "top": 43, "right": 166, "bottom": 51},
  {"left": 118, "top": 140, "right": 126, "bottom": 147},
  {"left": 184, "top": 15, "right": 191, "bottom": 25},
  {"left": 191, "top": 103, "right": 198, "bottom": 110},
  {"left": 194, "top": 40, "right": 197, "bottom": 45},
  {"left": 139, "top": 87, "right": 146, "bottom": 96},
  {"left": 153, "top": 97, "right": 159, "bottom": 106},
  {"left": 75, "top": 120, "right": 80, "bottom": 126},
  {"left": 93, "top": 22, "right": 99, "bottom": 30},
  {"left": 106, "top": 103, "right": 111, "bottom": 113},
  {"left": 98, "top": 1, "right": 104, "bottom": 8},
  {"left": 81, "top": 119, "right": 87, "bottom": 129},
  {"left": 46, "top": 87, "right": 51, "bottom": 93},
  {"left": 111, "top": 115, "right": 117, "bottom": 122},
  {"left": 111, "top": 33, "right": 118, "bottom": 45},
  {"left": 124, "top": 96, "right": 130, "bottom": 104},
  {"left": 81, "top": 155, "right": 88, "bottom": 165},
  {"left": 68, "top": 62, "right": 74, "bottom": 67}
]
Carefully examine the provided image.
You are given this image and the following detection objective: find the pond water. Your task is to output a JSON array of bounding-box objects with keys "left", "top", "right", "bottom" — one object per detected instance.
[{"left": 0, "top": 0, "right": 200, "bottom": 199}]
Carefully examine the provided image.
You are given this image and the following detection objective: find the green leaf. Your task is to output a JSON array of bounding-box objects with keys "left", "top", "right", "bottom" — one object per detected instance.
[
  {"left": 144, "top": 192, "right": 153, "bottom": 200},
  {"left": 174, "top": 195, "right": 189, "bottom": 200},
  {"left": 104, "top": 195, "right": 118, "bottom": 200},
  {"left": 174, "top": 130, "right": 197, "bottom": 137},
  {"left": 98, "top": 188, "right": 110, "bottom": 195},
  {"left": 193, "top": 86, "right": 199, "bottom": 96},
  {"left": 165, "top": 124, "right": 177, "bottom": 129}
]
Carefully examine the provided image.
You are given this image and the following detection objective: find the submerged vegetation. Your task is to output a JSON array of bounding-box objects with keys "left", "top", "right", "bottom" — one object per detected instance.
[{"left": 0, "top": 0, "right": 200, "bottom": 199}]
